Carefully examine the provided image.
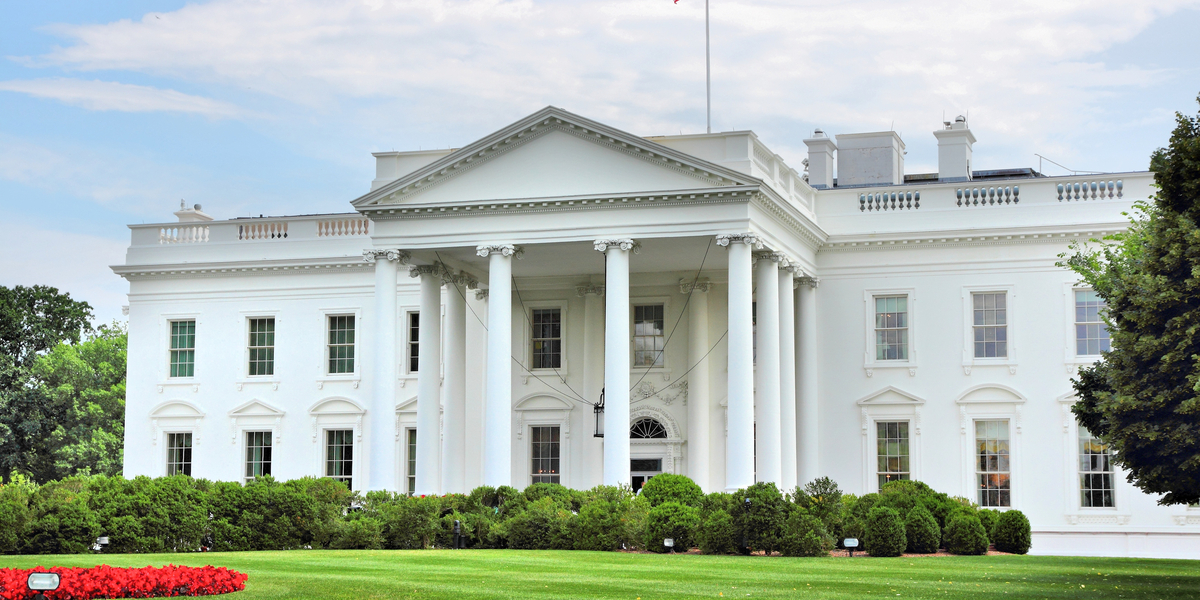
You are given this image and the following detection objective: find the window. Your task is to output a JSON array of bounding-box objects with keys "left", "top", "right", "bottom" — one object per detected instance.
[
  {"left": 1075, "top": 290, "right": 1110, "bottom": 356},
  {"left": 972, "top": 293, "right": 1007, "bottom": 358},
  {"left": 976, "top": 420, "right": 1011, "bottom": 507},
  {"left": 327, "top": 315, "right": 355, "bottom": 374},
  {"left": 406, "top": 312, "right": 420, "bottom": 374},
  {"left": 874, "top": 296, "right": 909, "bottom": 360},
  {"left": 530, "top": 426, "right": 560, "bottom": 484},
  {"left": 169, "top": 320, "right": 196, "bottom": 378},
  {"left": 876, "top": 421, "right": 910, "bottom": 489},
  {"left": 247, "top": 318, "right": 275, "bottom": 376},
  {"left": 406, "top": 428, "right": 417, "bottom": 494},
  {"left": 166, "top": 432, "right": 192, "bottom": 476},
  {"left": 325, "top": 429, "right": 354, "bottom": 488},
  {"left": 631, "top": 458, "right": 663, "bottom": 493},
  {"left": 1079, "top": 427, "right": 1115, "bottom": 508},
  {"left": 633, "top": 304, "right": 665, "bottom": 367},
  {"left": 531, "top": 308, "right": 562, "bottom": 369},
  {"left": 245, "top": 431, "right": 272, "bottom": 483},
  {"left": 630, "top": 418, "right": 668, "bottom": 439}
]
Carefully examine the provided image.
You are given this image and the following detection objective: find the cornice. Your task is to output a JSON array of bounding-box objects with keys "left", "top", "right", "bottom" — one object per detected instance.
[
  {"left": 747, "top": 191, "right": 827, "bottom": 252},
  {"left": 111, "top": 257, "right": 374, "bottom": 281},
  {"left": 354, "top": 107, "right": 756, "bottom": 208},
  {"left": 819, "top": 223, "right": 1129, "bottom": 253}
]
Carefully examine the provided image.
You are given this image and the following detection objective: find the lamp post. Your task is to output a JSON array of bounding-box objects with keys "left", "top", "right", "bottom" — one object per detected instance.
[
  {"left": 27, "top": 572, "right": 60, "bottom": 600},
  {"left": 593, "top": 389, "right": 605, "bottom": 438},
  {"left": 664, "top": 538, "right": 675, "bottom": 554},
  {"left": 453, "top": 520, "right": 462, "bottom": 549},
  {"left": 741, "top": 497, "right": 752, "bottom": 554}
]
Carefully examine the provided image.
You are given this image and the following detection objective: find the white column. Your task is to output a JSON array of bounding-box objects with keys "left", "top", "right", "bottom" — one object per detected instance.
[
  {"left": 595, "top": 238, "right": 636, "bottom": 487},
  {"left": 365, "top": 249, "right": 407, "bottom": 492},
  {"left": 779, "top": 266, "right": 798, "bottom": 491},
  {"left": 578, "top": 283, "right": 606, "bottom": 487},
  {"left": 411, "top": 264, "right": 443, "bottom": 495},
  {"left": 683, "top": 278, "right": 712, "bottom": 491},
  {"left": 754, "top": 251, "right": 782, "bottom": 486},
  {"left": 441, "top": 269, "right": 474, "bottom": 494},
  {"left": 797, "top": 275, "right": 820, "bottom": 484},
  {"left": 478, "top": 245, "right": 518, "bottom": 487},
  {"left": 717, "top": 233, "right": 757, "bottom": 491}
]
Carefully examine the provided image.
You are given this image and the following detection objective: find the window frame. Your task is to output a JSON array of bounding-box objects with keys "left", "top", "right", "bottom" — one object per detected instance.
[
  {"left": 974, "top": 418, "right": 1013, "bottom": 508},
  {"left": 875, "top": 420, "right": 912, "bottom": 491},
  {"left": 165, "top": 431, "right": 193, "bottom": 476},
  {"left": 1063, "top": 284, "right": 1110, "bottom": 372},
  {"left": 317, "top": 308, "right": 362, "bottom": 383},
  {"left": 522, "top": 300, "right": 569, "bottom": 377},
  {"left": 629, "top": 296, "right": 672, "bottom": 375},
  {"left": 244, "top": 430, "right": 273, "bottom": 484},
  {"left": 323, "top": 428, "right": 356, "bottom": 489},
  {"left": 862, "top": 288, "right": 918, "bottom": 375},
  {"left": 404, "top": 309, "right": 420, "bottom": 376},
  {"left": 166, "top": 317, "right": 198, "bottom": 380},
  {"left": 1077, "top": 425, "right": 1116, "bottom": 509},
  {"left": 856, "top": 387, "right": 924, "bottom": 493},
  {"left": 240, "top": 312, "right": 280, "bottom": 380},
  {"left": 529, "top": 425, "right": 562, "bottom": 485},
  {"left": 405, "top": 427, "right": 417, "bottom": 494},
  {"left": 961, "top": 284, "right": 1017, "bottom": 373}
]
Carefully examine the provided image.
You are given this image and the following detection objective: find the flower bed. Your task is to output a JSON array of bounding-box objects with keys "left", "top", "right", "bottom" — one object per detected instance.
[{"left": 0, "top": 565, "right": 247, "bottom": 599}]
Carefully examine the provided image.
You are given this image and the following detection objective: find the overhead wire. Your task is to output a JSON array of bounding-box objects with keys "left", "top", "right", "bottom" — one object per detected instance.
[{"left": 629, "top": 238, "right": 712, "bottom": 392}]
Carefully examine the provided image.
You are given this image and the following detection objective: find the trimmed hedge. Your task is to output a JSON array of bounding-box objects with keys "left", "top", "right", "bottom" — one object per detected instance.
[
  {"left": 864, "top": 506, "right": 906, "bottom": 557},
  {"left": 904, "top": 505, "right": 940, "bottom": 554},
  {"left": 945, "top": 515, "right": 989, "bottom": 555},
  {"left": 696, "top": 510, "right": 738, "bottom": 555},
  {"left": 640, "top": 474, "right": 703, "bottom": 508},
  {"left": 779, "top": 508, "right": 833, "bottom": 557},
  {"left": 644, "top": 501, "right": 700, "bottom": 552},
  {"left": 993, "top": 510, "right": 1032, "bottom": 554}
]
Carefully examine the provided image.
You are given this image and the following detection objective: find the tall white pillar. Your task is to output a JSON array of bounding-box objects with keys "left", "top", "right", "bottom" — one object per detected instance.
[
  {"left": 717, "top": 233, "right": 757, "bottom": 491},
  {"left": 478, "top": 245, "right": 518, "bottom": 487},
  {"left": 683, "top": 278, "right": 712, "bottom": 491},
  {"left": 442, "top": 269, "right": 474, "bottom": 494},
  {"left": 797, "top": 275, "right": 820, "bottom": 484},
  {"left": 779, "top": 266, "right": 798, "bottom": 491},
  {"left": 578, "top": 283, "right": 606, "bottom": 487},
  {"left": 754, "top": 251, "right": 782, "bottom": 486},
  {"left": 365, "top": 249, "right": 407, "bottom": 491},
  {"left": 411, "top": 264, "right": 443, "bottom": 495},
  {"left": 595, "top": 238, "right": 636, "bottom": 487}
]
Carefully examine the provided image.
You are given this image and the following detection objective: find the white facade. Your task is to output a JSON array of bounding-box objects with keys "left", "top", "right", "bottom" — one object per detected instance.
[{"left": 115, "top": 107, "right": 1200, "bottom": 558}]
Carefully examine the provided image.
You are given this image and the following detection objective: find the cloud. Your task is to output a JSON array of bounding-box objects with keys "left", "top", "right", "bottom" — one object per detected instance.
[{"left": 0, "top": 78, "right": 242, "bottom": 117}]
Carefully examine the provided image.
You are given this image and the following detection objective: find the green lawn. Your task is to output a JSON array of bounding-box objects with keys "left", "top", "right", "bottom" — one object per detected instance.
[{"left": 1, "top": 550, "right": 1196, "bottom": 599}]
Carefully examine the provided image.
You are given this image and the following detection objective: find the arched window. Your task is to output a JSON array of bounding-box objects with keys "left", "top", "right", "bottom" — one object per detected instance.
[{"left": 630, "top": 418, "right": 668, "bottom": 439}]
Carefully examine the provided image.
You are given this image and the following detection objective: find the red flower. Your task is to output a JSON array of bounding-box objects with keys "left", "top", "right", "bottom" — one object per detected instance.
[{"left": 0, "top": 565, "right": 248, "bottom": 599}]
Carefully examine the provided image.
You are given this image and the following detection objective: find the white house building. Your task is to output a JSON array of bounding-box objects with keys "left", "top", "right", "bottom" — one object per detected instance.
[{"left": 115, "top": 106, "right": 1199, "bottom": 558}]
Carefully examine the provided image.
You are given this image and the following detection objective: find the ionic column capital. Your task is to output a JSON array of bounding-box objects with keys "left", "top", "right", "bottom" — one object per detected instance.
[
  {"left": 752, "top": 251, "right": 788, "bottom": 266},
  {"left": 442, "top": 267, "right": 479, "bottom": 289},
  {"left": 679, "top": 278, "right": 713, "bottom": 294},
  {"left": 593, "top": 238, "right": 640, "bottom": 253},
  {"left": 363, "top": 249, "right": 411, "bottom": 264},
  {"left": 476, "top": 244, "right": 523, "bottom": 259},
  {"left": 715, "top": 233, "right": 762, "bottom": 248},
  {"left": 575, "top": 284, "right": 606, "bottom": 297},
  {"left": 408, "top": 264, "right": 443, "bottom": 279},
  {"left": 475, "top": 289, "right": 490, "bottom": 300},
  {"left": 796, "top": 275, "right": 821, "bottom": 289}
]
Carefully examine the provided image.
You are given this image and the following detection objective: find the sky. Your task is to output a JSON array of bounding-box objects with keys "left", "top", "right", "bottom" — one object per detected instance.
[{"left": 2, "top": 0, "right": 1198, "bottom": 325}]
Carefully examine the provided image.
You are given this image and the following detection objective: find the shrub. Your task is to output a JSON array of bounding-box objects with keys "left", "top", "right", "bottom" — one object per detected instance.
[
  {"left": 524, "top": 482, "right": 575, "bottom": 510},
  {"left": 977, "top": 509, "right": 1000, "bottom": 543},
  {"left": 644, "top": 501, "right": 700, "bottom": 552},
  {"left": 506, "top": 497, "right": 574, "bottom": 550},
  {"left": 864, "top": 506, "right": 905, "bottom": 557},
  {"left": 572, "top": 500, "right": 623, "bottom": 551},
  {"left": 468, "top": 485, "right": 499, "bottom": 509},
  {"left": 848, "top": 493, "right": 879, "bottom": 523},
  {"left": 640, "top": 474, "right": 704, "bottom": 508},
  {"left": 841, "top": 517, "right": 865, "bottom": 549},
  {"left": 779, "top": 508, "right": 833, "bottom": 557},
  {"left": 373, "top": 493, "right": 439, "bottom": 549},
  {"left": 734, "top": 482, "right": 787, "bottom": 554},
  {"left": 496, "top": 485, "right": 527, "bottom": 518},
  {"left": 696, "top": 510, "right": 738, "bottom": 555},
  {"left": 0, "top": 500, "right": 28, "bottom": 554},
  {"left": 903, "top": 505, "right": 940, "bottom": 554},
  {"left": 23, "top": 478, "right": 100, "bottom": 555},
  {"left": 944, "top": 515, "right": 989, "bottom": 555},
  {"left": 331, "top": 515, "right": 383, "bottom": 549},
  {"left": 699, "top": 491, "right": 737, "bottom": 517},
  {"left": 793, "top": 477, "right": 844, "bottom": 534},
  {"left": 992, "top": 510, "right": 1032, "bottom": 554}
]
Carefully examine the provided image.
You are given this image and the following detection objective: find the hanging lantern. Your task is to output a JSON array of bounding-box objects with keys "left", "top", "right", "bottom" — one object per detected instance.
[{"left": 594, "top": 389, "right": 605, "bottom": 438}]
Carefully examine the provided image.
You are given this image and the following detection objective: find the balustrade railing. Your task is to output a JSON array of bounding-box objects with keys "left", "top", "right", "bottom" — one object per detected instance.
[
  {"left": 956, "top": 186, "right": 1020, "bottom": 207},
  {"left": 238, "top": 221, "right": 289, "bottom": 240},
  {"left": 860, "top": 190, "right": 920, "bottom": 211},
  {"left": 159, "top": 225, "right": 209, "bottom": 244},
  {"left": 317, "top": 217, "right": 370, "bottom": 237},
  {"left": 1058, "top": 179, "right": 1122, "bottom": 201}
]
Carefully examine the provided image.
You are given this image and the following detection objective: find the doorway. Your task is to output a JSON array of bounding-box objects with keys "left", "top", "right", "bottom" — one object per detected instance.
[{"left": 631, "top": 458, "right": 663, "bottom": 492}]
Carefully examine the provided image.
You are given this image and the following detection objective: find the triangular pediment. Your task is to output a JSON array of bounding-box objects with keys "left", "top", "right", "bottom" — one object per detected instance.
[
  {"left": 856, "top": 386, "right": 925, "bottom": 405},
  {"left": 353, "top": 106, "right": 757, "bottom": 208},
  {"left": 228, "top": 399, "right": 285, "bottom": 418}
]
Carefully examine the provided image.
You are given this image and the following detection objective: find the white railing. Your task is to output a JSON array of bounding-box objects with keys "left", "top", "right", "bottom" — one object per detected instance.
[
  {"left": 159, "top": 225, "right": 209, "bottom": 244},
  {"left": 860, "top": 190, "right": 920, "bottom": 211},
  {"left": 955, "top": 186, "right": 1021, "bottom": 207},
  {"left": 317, "top": 218, "right": 370, "bottom": 237},
  {"left": 1057, "top": 179, "right": 1123, "bottom": 201},
  {"left": 238, "top": 221, "right": 289, "bottom": 240}
]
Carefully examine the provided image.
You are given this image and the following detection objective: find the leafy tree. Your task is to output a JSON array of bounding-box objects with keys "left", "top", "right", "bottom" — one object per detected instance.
[
  {"left": 0, "top": 285, "right": 93, "bottom": 386},
  {"left": 1060, "top": 95, "right": 1200, "bottom": 505}
]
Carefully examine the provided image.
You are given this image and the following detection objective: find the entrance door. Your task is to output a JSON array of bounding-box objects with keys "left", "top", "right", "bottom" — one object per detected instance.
[{"left": 631, "top": 458, "right": 663, "bottom": 492}]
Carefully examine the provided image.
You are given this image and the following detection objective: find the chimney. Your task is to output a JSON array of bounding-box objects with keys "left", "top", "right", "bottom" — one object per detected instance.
[
  {"left": 803, "top": 129, "right": 837, "bottom": 189},
  {"left": 835, "top": 131, "right": 905, "bottom": 186},
  {"left": 933, "top": 115, "right": 975, "bottom": 182},
  {"left": 174, "top": 200, "right": 213, "bottom": 222}
]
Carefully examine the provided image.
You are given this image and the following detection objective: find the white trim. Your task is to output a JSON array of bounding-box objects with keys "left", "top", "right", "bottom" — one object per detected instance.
[
  {"left": 856, "top": 387, "right": 925, "bottom": 493},
  {"left": 961, "top": 284, "right": 1017, "bottom": 374},
  {"left": 514, "top": 393, "right": 575, "bottom": 487},
  {"left": 401, "top": 305, "right": 420, "bottom": 378},
  {"left": 629, "top": 405, "right": 684, "bottom": 476},
  {"left": 862, "top": 288, "right": 918, "bottom": 376},
  {"left": 160, "top": 313, "right": 200, "bottom": 385},
  {"left": 521, "top": 299, "right": 570, "bottom": 383},
  {"left": 1062, "top": 283, "right": 1107, "bottom": 373},
  {"left": 317, "top": 307, "right": 363, "bottom": 386},
  {"left": 309, "top": 396, "right": 366, "bottom": 490},
  {"left": 239, "top": 311, "right": 281, "bottom": 385},
  {"left": 630, "top": 295, "right": 673, "bottom": 381}
]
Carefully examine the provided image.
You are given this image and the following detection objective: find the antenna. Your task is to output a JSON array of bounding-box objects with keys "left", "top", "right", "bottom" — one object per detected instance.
[{"left": 705, "top": 0, "right": 711, "bottom": 134}]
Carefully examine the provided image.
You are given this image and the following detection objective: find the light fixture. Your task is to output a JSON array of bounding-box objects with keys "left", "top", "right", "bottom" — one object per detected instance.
[
  {"left": 844, "top": 537, "right": 860, "bottom": 557},
  {"left": 27, "top": 572, "right": 60, "bottom": 600},
  {"left": 664, "top": 538, "right": 675, "bottom": 553},
  {"left": 593, "top": 389, "right": 605, "bottom": 438}
]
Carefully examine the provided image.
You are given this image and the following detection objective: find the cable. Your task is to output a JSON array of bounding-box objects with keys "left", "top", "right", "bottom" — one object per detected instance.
[
  {"left": 630, "top": 238, "right": 712, "bottom": 392},
  {"left": 631, "top": 329, "right": 729, "bottom": 406},
  {"left": 511, "top": 275, "right": 590, "bottom": 403}
]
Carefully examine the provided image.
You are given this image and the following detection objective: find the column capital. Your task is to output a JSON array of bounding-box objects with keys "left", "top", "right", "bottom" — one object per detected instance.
[
  {"left": 442, "top": 267, "right": 479, "bottom": 289},
  {"left": 575, "top": 284, "right": 606, "bottom": 297},
  {"left": 476, "top": 244, "right": 523, "bottom": 258},
  {"left": 679, "top": 278, "right": 713, "bottom": 294},
  {"left": 408, "top": 264, "right": 443, "bottom": 278},
  {"left": 715, "top": 233, "right": 762, "bottom": 248},
  {"left": 363, "top": 249, "right": 411, "bottom": 264},
  {"left": 752, "top": 251, "right": 787, "bottom": 265},
  {"left": 475, "top": 289, "right": 490, "bottom": 300},
  {"left": 593, "top": 238, "right": 640, "bottom": 253},
  {"left": 796, "top": 275, "right": 821, "bottom": 289}
]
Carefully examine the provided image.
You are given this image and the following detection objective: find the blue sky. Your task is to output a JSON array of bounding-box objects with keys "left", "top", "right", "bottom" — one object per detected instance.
[{"left": 2, "top": 0, "right": 1198, "bottom": 324}]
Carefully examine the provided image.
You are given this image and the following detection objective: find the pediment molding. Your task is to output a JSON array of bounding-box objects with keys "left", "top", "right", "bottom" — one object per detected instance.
[
  {"left": 228, "top": 399, "right": 285, "bottom": 417},
  {"left": 309, "top": 397, "right": 366, "bottom": 415},
  {"left": 955, "top": 384, "right": 1027, "bottom": 404},
  {"left": 352, "top": 106, "right": 757, "bottom": 209},
  {"left": 855, "top": 386, "right": 925, "bottom": 405},
  {"left": 514, "top": 393, "right": 576, "bottom": 412}
]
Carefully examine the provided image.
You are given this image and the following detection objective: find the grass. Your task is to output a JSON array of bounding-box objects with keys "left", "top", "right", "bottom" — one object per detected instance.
[{"left": 1, "top": 550, "right": 1197, "bottom": 600}]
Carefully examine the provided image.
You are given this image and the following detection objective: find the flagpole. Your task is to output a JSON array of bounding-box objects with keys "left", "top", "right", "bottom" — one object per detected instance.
[{"left": 705, "top": 0, "right": 711, "bottom": 134}]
